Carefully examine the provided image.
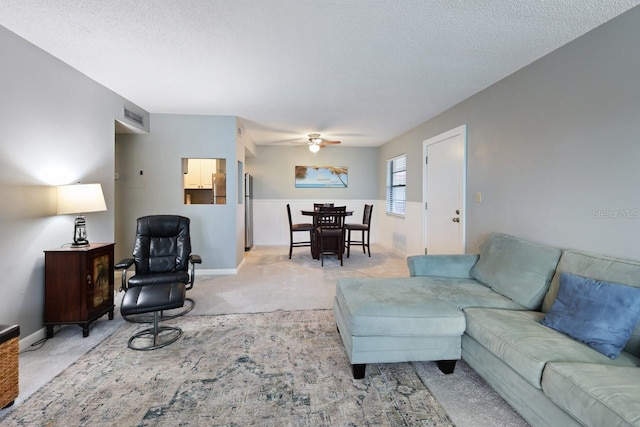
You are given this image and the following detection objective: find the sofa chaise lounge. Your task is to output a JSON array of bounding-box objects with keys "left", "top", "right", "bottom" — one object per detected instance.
[{"left": 334, "top": 232, "right": 640, "bottom": 427}]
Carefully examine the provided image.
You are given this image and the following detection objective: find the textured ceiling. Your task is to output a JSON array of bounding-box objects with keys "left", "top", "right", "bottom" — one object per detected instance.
[{"left": 1, "top": 1, "right": 638, "bottom": 146}]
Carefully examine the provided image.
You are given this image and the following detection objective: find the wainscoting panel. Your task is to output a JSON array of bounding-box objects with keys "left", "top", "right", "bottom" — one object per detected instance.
[
  {"left": 252, "top": 199, "right": 379, "bottom": 246},
  {"left": 375, "top": 201, "right": 425, "bottom": 258}
]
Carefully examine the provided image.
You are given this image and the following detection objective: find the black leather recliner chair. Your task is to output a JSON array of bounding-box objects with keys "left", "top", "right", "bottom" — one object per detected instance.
[{"left": 116, "top": 215, "right": 202, "bottom": 321}]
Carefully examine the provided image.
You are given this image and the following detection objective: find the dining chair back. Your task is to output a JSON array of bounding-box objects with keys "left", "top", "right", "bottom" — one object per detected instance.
[
  {"left": 313, "top": 203, "right": 334, "bottom": 211},
  {"left": 346, "top": 204, "right": 373, "bottom": 257},
  {"left": 286, "top": 204, "right": 314, "bottom": 259},
  {"left": 316, "top": 206, "right": 347, "bottom": 266}
]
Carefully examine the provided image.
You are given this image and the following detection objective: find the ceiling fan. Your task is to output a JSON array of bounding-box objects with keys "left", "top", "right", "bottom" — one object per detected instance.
[{"left": 302, "top": 133, "right": 341, "bottom": 153}]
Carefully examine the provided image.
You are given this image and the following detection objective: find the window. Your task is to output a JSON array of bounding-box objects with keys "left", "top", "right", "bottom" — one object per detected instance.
[
  {"left": 386, "top": 154, "right": 406, "bottom": 216},
  {"left": 182, "top": 158, "right": 227, "bottom": 204}
]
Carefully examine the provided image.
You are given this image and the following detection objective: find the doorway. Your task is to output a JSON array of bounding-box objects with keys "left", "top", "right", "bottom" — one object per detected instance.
[
  {"left": 423, "top": 125, "right": 467, "bottom": 254},
  {"left": 114, "top": 120, "right": 148, "bottom": 262}
]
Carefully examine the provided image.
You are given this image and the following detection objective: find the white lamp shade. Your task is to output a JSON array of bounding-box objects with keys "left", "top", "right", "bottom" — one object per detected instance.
[
  {"left": 309, "top": 144, "right": 320, "bottom": 153},
  {"left": 57, "top": 183, "right": 107, "bottom": 215}
]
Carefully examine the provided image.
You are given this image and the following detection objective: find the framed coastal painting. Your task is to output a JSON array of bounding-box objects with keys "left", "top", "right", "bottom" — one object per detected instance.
[{"left": 295, "top": 166, "right": 348, "bottom": 188}]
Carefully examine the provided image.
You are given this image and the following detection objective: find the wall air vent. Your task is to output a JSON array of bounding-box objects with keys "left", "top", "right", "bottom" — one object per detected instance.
[{"left": 124, "top": 108, "right": 144, "bottom": 126}]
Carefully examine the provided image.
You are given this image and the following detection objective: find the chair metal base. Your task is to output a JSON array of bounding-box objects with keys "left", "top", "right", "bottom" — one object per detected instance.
[
  {"left": 123, "top": 297, "right": 195, "bottom": 324},
  {"left": 127, "top": 311, "right": 183, "bottom": 351}
]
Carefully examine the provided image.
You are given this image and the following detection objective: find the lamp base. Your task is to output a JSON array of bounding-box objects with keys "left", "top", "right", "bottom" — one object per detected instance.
[{"left": 72, "top": 215, "right": 89, "bottom": 247}]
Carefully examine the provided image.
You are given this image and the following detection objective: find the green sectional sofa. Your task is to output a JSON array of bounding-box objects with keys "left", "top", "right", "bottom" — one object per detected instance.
[{"left": 334, "top": 232, "right": 640, "bottom": 427}]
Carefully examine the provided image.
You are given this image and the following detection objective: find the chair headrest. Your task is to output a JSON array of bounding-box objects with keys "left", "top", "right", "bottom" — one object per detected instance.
[{"left": 136, "top": 215, "right": 190, "bottom": 238}]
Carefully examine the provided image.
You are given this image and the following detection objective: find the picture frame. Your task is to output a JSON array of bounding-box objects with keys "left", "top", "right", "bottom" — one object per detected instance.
[{"left": 295, "top": 166, "right": 348, "bottom": 188}]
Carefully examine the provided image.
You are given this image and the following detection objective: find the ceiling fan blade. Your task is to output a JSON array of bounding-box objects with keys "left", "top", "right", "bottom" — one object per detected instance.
[{"left": 321, "top": 140, "right": 341, "bottom": 146}]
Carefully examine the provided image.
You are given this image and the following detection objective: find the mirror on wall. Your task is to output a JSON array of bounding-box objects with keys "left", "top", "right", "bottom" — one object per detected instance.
[{"left": 182, "top": 158, "right": 227, "bottom": 204}]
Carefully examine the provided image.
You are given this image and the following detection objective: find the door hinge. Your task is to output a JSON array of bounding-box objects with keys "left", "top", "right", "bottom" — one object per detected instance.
[
  {"left": 425, "top": 156, "right": 428, "bottom": 164},
  {"left": 425, "top": 202, "right": 428, "bottom": 210}
]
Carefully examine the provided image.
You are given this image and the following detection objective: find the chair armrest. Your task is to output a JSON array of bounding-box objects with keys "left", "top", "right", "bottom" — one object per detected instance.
[
  {"left": 115, "top": 258, "right": 134, "bottom": 270},
  {"left": 115, "top": 258, "right": 135, "bottom": 292},
  {"left": 186, "top": 254, "right": 202, "bottom": 290},
  {"left": 407, "top": 254, "right": 479, "bottom": 278}
]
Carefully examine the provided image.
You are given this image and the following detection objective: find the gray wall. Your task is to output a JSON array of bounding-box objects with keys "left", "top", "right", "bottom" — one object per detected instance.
[
  {"left": 116, "top": 114, "right": 245, "bottom": 271},
  {"left": 246, "top": 145, "right": 378, "bottom": 200},
  {"left": 379, "top": 6, "right": 640, "bottom": 260},
  {"left": 0, "top": 25, "right": 148, "bottom": 339},
  {"left": 245, "top": 145, "right": 379, "bottom": 246},
  {"left": 245, "top": 145, "right": 380, "bottom": 246}
]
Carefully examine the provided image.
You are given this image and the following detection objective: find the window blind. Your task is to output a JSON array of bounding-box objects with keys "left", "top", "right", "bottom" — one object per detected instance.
[{"left": 386, "top": 154, "right": 406, "bottom": 216}]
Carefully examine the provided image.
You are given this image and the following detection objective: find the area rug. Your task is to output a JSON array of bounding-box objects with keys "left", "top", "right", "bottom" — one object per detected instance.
[{"left": 2, "top": 310, "right": 453, "bottom": 426}]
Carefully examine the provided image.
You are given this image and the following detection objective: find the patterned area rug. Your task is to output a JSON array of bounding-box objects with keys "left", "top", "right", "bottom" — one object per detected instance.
[{"left": 3, "top": 310, "right": 453, "bottom": 426}]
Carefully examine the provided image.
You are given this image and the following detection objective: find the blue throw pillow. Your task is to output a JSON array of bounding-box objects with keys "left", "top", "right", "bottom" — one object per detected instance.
[{"left": 541, "top": 272, "right": 640, "bottom": 359}]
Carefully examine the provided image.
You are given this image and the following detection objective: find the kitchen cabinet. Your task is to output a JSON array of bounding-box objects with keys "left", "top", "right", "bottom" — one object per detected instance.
[{"left": 184, "top": 158, "right": 216, "bottom": 189}]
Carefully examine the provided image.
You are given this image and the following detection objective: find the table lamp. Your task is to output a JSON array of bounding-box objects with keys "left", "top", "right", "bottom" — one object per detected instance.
[{"left": 57, "top": 183, "right": 107, "bottom": 247}]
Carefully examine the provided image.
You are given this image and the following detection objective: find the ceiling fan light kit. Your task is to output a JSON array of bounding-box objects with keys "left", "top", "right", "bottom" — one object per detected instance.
[
  {"left": 308, "top": 133, "right": 323, "bottom": 144},
  {"left": 305, "top": 133, "right": 341, "bottom": 152}
]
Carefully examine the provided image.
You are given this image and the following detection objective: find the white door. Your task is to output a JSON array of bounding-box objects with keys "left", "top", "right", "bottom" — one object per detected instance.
[{"left": 424, "top": 125, "right": 466, "bottom": 254}]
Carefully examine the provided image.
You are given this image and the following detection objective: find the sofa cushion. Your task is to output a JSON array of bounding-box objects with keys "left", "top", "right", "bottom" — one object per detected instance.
[
  {"left": 541, "top": 272, "right": 640, "bottom": 359},
  {"left": 335, "top": 276, "right": 524, "bottom": 337},
  {"left": 463, "top": 308, "right": 640, "bottom": 389},
  {"left": 408, "top": 254, "right": 479, "bottom": 279},
  {"left": 470, "top": 233, "right": 562, "bottom": 310},
  {"left": 542, "top": 363, "right": 640, "bottom": 427},
  {"left": 543, "top": 250, "right": 640, "bottom": 358}
]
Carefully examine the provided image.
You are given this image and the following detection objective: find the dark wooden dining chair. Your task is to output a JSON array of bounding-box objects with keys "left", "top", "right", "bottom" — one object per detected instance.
[
  {"left": 286, "top": 204, "right": 314, "bottom": 259},
  {"left": 346, "top": 204, "right": 373, "bottom": 257},
  {"left": 316, "top": 206, "right": 347, "bottom": 266}
]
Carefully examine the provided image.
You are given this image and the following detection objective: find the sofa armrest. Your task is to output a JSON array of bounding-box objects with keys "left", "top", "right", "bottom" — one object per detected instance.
[{"left": 407, "top": 254, "right": 479, "bottom": 278}]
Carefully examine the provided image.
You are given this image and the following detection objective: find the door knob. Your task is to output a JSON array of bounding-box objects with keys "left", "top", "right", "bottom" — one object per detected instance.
[{"left": 452, "top": 217, "right": 460, "bottom": 223}]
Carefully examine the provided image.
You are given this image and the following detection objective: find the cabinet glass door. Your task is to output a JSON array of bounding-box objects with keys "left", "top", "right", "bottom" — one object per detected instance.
[{"left": 86, "top": 249, "right": 113, "bottom": 315}]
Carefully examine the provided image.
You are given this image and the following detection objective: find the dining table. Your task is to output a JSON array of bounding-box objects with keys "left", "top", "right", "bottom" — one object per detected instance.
[{"left": 301, "top": 208, "right": 353, "bottom": 260}]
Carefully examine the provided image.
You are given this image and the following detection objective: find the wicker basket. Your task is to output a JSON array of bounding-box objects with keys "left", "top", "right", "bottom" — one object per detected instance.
[{"left": 0, "top": 325, "right": 19, "bottom": 409}]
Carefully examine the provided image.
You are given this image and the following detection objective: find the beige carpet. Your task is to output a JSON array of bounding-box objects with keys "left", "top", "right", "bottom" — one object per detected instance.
[
  {"left": 189, "top": 245, "right": 412, "bottom": 315},
  {"left": 2, "top": 310, "right": 453, "bottom": 427}
]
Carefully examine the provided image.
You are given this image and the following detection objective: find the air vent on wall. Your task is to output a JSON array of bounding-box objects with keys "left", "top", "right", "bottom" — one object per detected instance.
[{"left": 124, "top": 108, "right": 144, "bottom": 126}]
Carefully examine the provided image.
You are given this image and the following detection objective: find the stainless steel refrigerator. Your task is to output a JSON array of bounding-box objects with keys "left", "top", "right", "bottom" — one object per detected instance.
[
  {"left": 211, "top": 173, "right": 226, "bottom": 204},
  {"left": 244, "top": 173, "right": 253, "bottom": 250}
]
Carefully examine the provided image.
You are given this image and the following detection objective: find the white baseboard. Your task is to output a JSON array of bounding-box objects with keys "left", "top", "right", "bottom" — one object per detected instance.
[
  {"left": 197, "top": 268, "right": 239, "bottom": 276},
  {"left": 20, "top": 327, "right": 47, "bottom": 352},
  {"left": 196, "top": 255, "right": 245, "bottom": 275}
]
